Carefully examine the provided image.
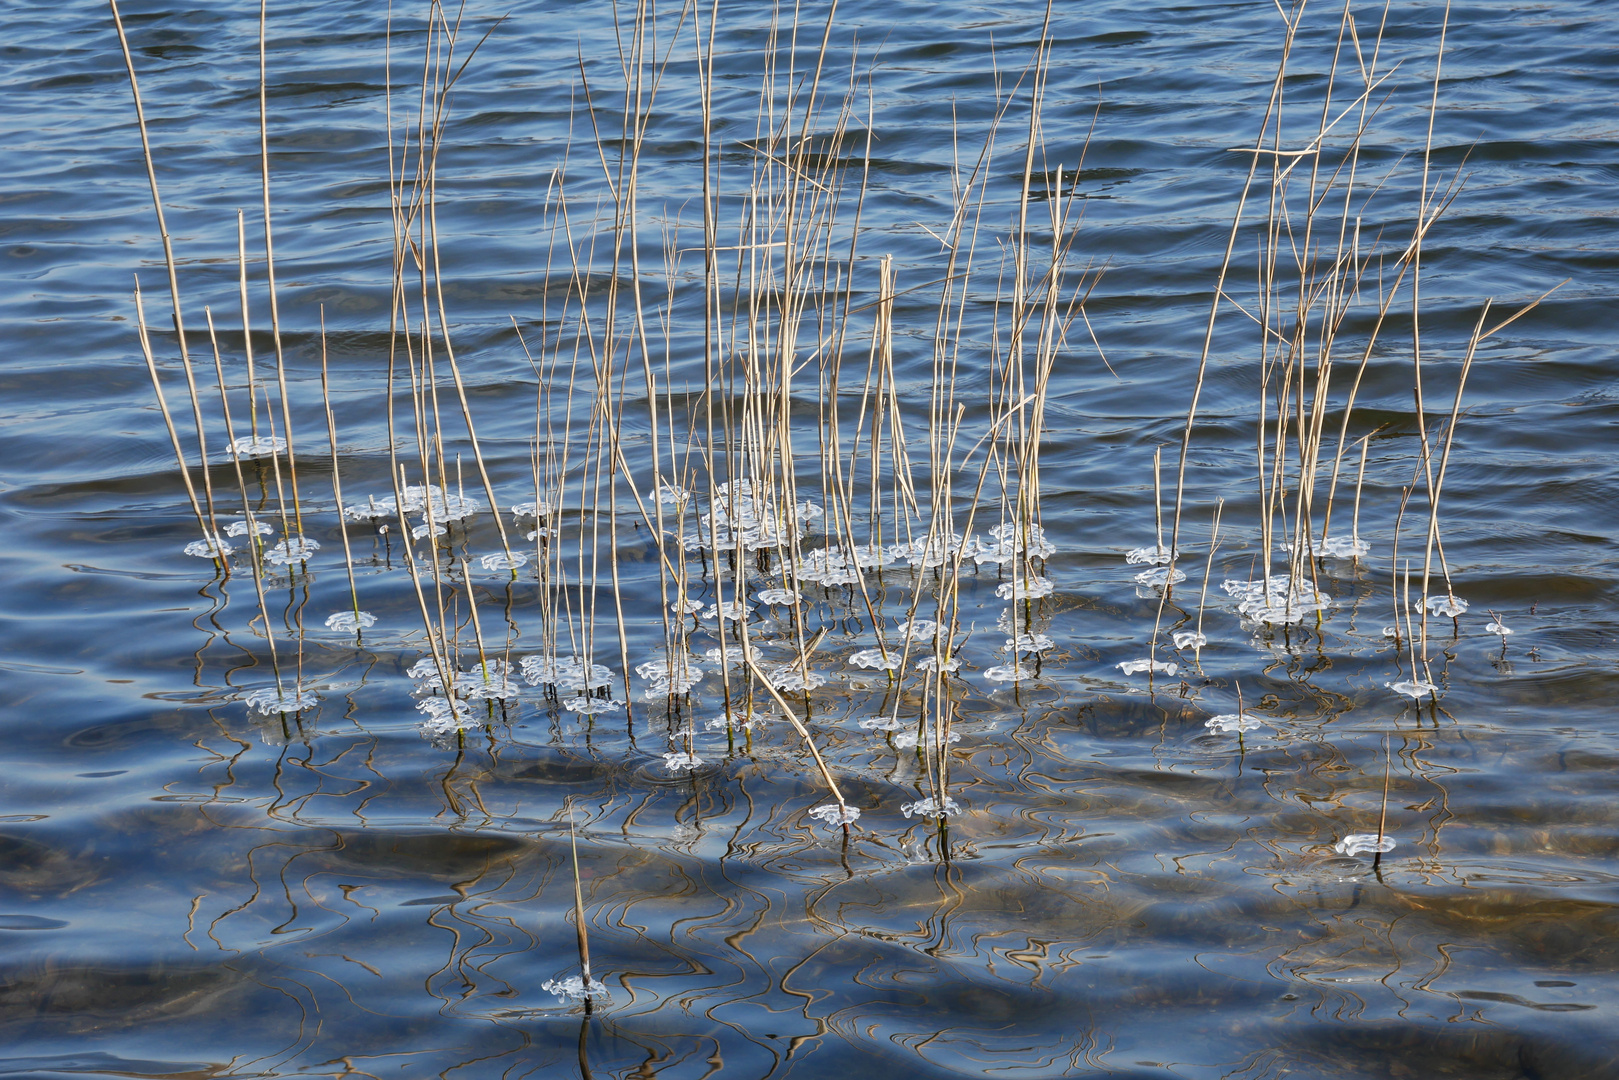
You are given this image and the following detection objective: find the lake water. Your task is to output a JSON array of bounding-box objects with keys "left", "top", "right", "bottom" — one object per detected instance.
[{"left": 3, "top": 0, "right": 1619, "bottom": 1076}]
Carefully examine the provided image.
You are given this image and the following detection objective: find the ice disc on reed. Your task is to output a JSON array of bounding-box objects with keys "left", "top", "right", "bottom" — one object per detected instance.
[
  {"left": 1205, "top": 712, "right": 1262, "bottom": 734},
  {"left": 1421, "top": 594, "right": 1469, "bottom": 618},
  {"left": 1125, "top": 544, "right": 1176, "bottom": 566},
  {"left": 1172, "top": 630, "right": 1207, "bottom": 650},
  {"left": 227, "top": 435, "right": 286, "bottom": 458},
  {"left": 1485, "top": 619, "right": 1513, "bottom": 635},
  {"left": 995, "top": 575, "right": 1055, "bottom": 599},
  {"left": 244, "top": 686, "right": 318, "bottom": 715},
  {"left": 324, "top": 610, "right": 376, "bottom": 632},
  {"left": 984, "top": 663, "right": 1034, "bottom": 682},
  {"left": 915, "top": 655, "right": 962, "bottom": 673},
  {"left": 1133, "top": 566, "right": 1187, "bottom": 587},
  {"left": 755, "top": 588, "right": 800, "bottom": 605},
  {"left": 263, "top": 537, "right": 320, "bottom": 566},
  {"left": 416, "top": 696, "right": 474, "bottom": 732},
  {"left": 479, "top": 551, "right": 528, "bottom": 571},
  {"left": 1320, "top": 535, "right": 1370, "bottom": 558},
  {"left": 662, "top": 751, "right": 704, "bottom": 773},
  {"left": 670, "top": 597, "right": 704, "bottom": 614},
  {"left": 807, "top": 803, "right": 860, "bottom": 827},
  {"left": 183, "top": 534, "right": 234, "bottom": 559},
  {"left": 1387, "top": 678, "right": 1438, "bottom": 699},
  {"left": 522, "top": 655, "right": 615, "bottom": 692},
  {"left": 767, "top": 666, "right": 826, "bottom": 692},
  {"left": 1007, "top": 633, "right": 1055, "bottom": 654},
  {"left": 901, "top": 796, "right": 962, "bottom": 818},
  {"left": 902, "top": 619, "right": 939, "bottom": 641},
  {"left": 858, "top": 716, "right": 903, "bottom": 732},
  {"left": 462, "top": 661, "right": 520, "bottom": 701},
  {"left": 655, "top": 483, "right": 691, "bottom": 507},
  {"left": 542, "top": 976, "right": 611, "bottom": 1005},
  {"left": 849, "top": 648, "right": 899, "bottom": 670},
  {"left": 702, "top": 644, "right": 762, "bottom": 667},
  {"left": 225, "top": 519, "right": 274, "bottom": 538},
  {"left": 702, "top": 600, "right": 751, "bottom": 623},
  {"left": 894, "top": 730, "right": 960, "bottom": 749},
  {"left": 705, "top": 709, "right": 769, "bottom": 731},
  {"left": 411, "top": 522, "right": 445, "bottom": 540},
  {"left": 1333, "top": 834, "right": 1396, "bottom": 857},
  {"left": 562, "top": 697, "right": 622, "bottom": 715},
  {"left": 1117, "top": 658, "right": 1177, "bottom": 676}
]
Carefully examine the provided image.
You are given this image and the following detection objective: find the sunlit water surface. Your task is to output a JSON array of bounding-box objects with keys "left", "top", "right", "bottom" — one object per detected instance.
[{"left": 3, "top": 0, "right": 1618, "bottom": 1076}]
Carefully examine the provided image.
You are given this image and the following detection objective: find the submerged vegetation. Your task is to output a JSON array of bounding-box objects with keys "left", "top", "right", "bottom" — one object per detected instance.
[{"left": 113, "top": 0, "right": 1563, "bottom": 1032}]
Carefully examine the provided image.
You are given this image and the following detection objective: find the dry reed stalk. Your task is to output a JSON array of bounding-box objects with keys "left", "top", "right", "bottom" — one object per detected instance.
[{"left": 318, "top": 309, "right": 365, "bottom": 632}]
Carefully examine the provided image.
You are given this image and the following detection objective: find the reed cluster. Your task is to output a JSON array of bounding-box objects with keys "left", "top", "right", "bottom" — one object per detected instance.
[{"left": 116, "top": 0, "right": 1548, "bottom": 999}]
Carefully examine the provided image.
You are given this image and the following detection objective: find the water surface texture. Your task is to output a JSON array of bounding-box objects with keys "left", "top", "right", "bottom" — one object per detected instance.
[{"left": 3, "top": 1, "right": 1618, "bottom": 1077}]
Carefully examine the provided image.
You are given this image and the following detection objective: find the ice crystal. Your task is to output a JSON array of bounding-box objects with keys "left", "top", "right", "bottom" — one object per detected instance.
[
  {"left": 1125, "top": 544, "right": 1176, "bottom": 566},
  {"left": 807, "top": 803, "right": 860, "bottom": 827},
  {"left": 1387, "top": 679, "right": 1438, "bottom": 699},
  {"left": 984, "top": 663, "right": 1034, "bottom": 682},
  {"left": 901, "top": 796, "right": 962, "bottom": 818},
  {"left": 1117, "top": 658, "right": 1178, "bottom": 676},
  {"left": 1333, "top": 834, "right": 1396, "bottom": 857},
  {"left": 849, "top": 648, "right": 899, "bottom": 670},
  {"left": 263, "top": 537, "right": 320, "bottom": 566},
  {"left": 1205, "top": 712, "right": 1263, "bottom": 734},
  {"left": 183, "top": 534, "right": 234, "bottom": 559},
  {"left": 479, "top": 551, "right": 528, "bottom": 571},
  {"left": 662, "top": 751, "right": 704, "bottom": 773},
  {"left": 244, "top": 686, "right": 319, "bottom": 715},
  {"left": 325, "top": 610, "right": 377, "bottom": 632},
  {"left": 995, "top": 574, "right": 1055, "bottom": 599},
  {"left": 225, "top": 518, "right": 274, "bottom": 538},
  {"left": 1172, "top": 630, "right": 1207, "bottom": 650},
  {"left": 542, "top": 976, "right": 611, "bottom": 1005},
  {"left": 228, "top": 435, "right": 286, "bottom": 458}
]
